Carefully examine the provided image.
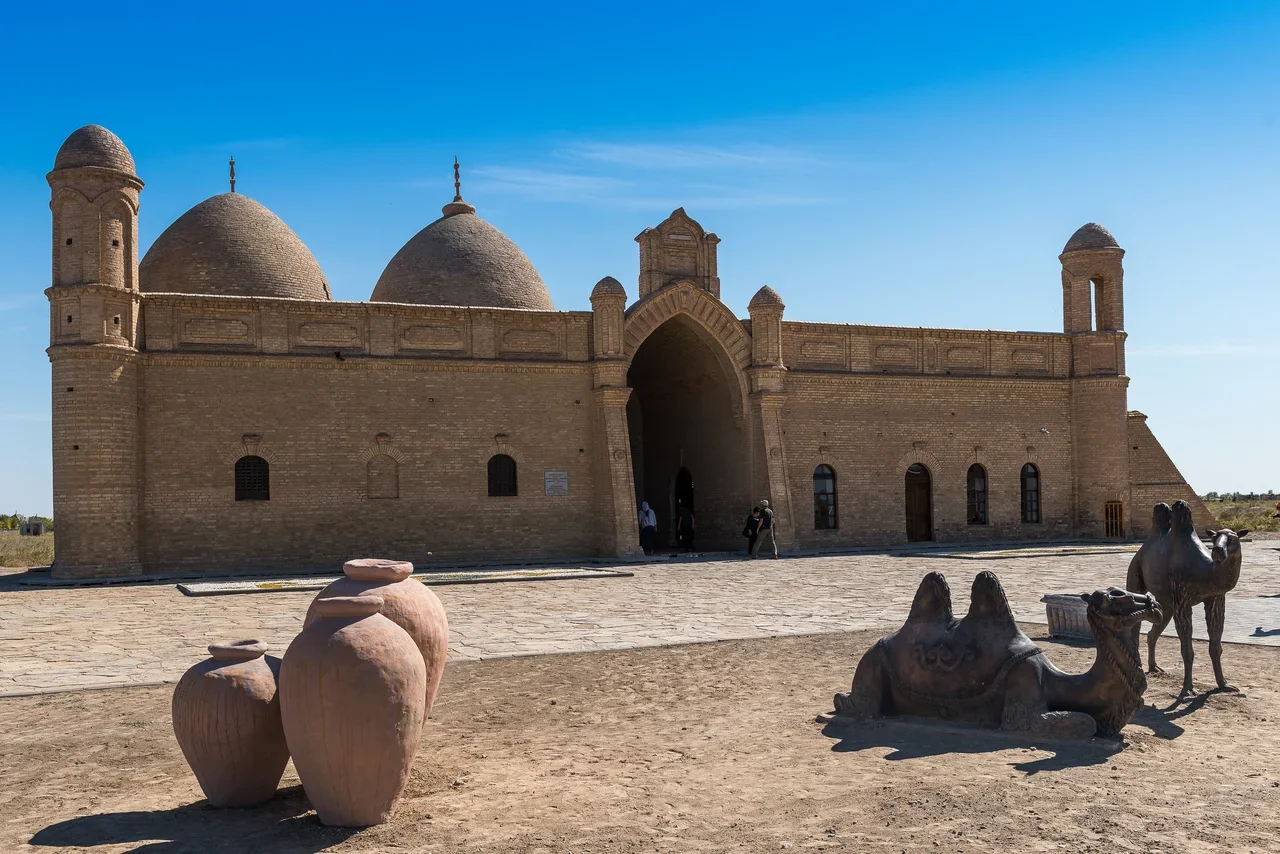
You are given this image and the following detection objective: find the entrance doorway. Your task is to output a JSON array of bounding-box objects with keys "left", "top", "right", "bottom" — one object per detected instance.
[
  {"left": 626, "top": 316, "right": 747, "bottom": 550},
  {"left": 905, "top": 463, "right": 933, "bottom": 542}
]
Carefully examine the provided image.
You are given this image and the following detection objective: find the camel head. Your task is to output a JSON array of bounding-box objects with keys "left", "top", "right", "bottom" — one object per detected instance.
[
  {"left": 1206, "top": 527, "right": 1248, "bottom": 564},
  {"left": 1079, "top": 587, "right": 1162, "bottom": 631}
]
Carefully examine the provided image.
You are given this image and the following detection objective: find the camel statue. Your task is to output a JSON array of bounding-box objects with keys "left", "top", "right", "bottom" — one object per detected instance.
[
  {"left": 1127, "top": 500, "right": 1249, "bottom": 696},
  {"left": 832, "top": 571, "right": 1161, "bottom": 738}
]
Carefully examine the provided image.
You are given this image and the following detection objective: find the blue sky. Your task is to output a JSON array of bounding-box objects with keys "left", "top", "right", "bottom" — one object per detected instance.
[{"left": 2, "top": 1, "right": 1278, "bottom": 515}]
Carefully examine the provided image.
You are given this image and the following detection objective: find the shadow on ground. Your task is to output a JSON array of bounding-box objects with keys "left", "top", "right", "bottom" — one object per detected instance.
[
  {"left": 29, "top": 785, "right": 358, "bottom": 853},
  {"left": 821, "top": 718, "right": 1126, "bottom": 775}
]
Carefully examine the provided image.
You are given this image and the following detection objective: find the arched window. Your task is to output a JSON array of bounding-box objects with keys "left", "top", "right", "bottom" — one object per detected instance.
[
  {"left": 235, "top": 455, "right": 269, "bottom": 501},
  {"left": 813, "top": 465, "right": 837, "bottom": 529},
  {"left": 966, "top": 464, "right": 988, "bottom": 525},
  {"left": 488, "top": 454, "right": 518, "bottom": 497},
  {"left": 367, "top": 454, "right": 399, "bottom": 499},
  {"left": 1020, "top": 464, "right": 1041, "bottom": 523}
]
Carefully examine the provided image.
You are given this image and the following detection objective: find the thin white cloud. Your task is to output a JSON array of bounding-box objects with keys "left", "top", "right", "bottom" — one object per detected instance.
[
  {"left": 1129, "top": 342, "right": 1267, "bottom": 357},
  {"left": 467, "top": 166, "right": 632, "bottom": 197},
  {"left": 563, "top": 141, "right": 815, "bottom": 170}
]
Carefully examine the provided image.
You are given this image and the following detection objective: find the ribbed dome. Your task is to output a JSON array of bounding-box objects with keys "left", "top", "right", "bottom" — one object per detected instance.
[
  {"left": 590, "top": 276, "right": 626, "bottom": 300},
  {"left": 54, "top": 125, "right": 136, "bottom": 174},
  {"left": 371, "top": 203, "right": 553, "bottom": 310},
  {"left": 748, "top": 285, "right": 785, "bottom": 312},
  {"left": 140, "top": 193, "right": 331, "bottom": 300},
  {"left": 1063, "top": 222, "right": 1120, "bottom": 253}
]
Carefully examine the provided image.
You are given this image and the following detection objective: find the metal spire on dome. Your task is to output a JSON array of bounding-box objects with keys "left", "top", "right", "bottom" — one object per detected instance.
[
  {"left": 229, "top": 157, "right": 236, "bottom": 194},
  {"left": 442, "top": 155, "right": 476, "bottom": 217}
]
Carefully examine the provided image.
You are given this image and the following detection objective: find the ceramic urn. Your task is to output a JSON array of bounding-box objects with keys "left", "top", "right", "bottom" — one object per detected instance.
[
  {"left": 281, "top": 594, "right": 427, "bottom": 827},
  {"left": 306, "top": 558, "right": 449, "bottom": 714},
  {"left": 171, "top": 639, "right": 289, "bottom": 807}
]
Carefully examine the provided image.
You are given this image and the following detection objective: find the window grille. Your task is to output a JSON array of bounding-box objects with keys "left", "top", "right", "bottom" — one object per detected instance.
[
  {"left": 1020, "top": 464, "right": 1041, "bottom": 523},
  {"left": 967, "top": 464, "right": 988, "bottom": 525},
  {"left": 235, "top": 455, "right": 270, "bottom": 501}
]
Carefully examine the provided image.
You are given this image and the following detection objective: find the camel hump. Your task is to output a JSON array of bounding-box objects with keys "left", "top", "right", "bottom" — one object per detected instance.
[
  {"left": 968, "top": 571, "right": 1017, "bottom": 626},
  {"left": 1171, "top": 500, "right": 1196, "bottom": 535},
  {"left": 1152, "top": 502, "right": 1172, "bottom": 535},
  {"left": 907, "top": 571, "right": 954, "bottom": 624}
]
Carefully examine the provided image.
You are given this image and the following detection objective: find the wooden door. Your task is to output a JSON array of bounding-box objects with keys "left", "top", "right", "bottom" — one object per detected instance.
[{"left": 905, "top": 464, "right": 933, "bottom": 542}]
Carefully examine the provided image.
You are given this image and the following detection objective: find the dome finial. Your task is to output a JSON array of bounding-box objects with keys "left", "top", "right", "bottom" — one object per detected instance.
[
  {"left": 442, "top": 155, "right": 476, "bottom": 217},
  {"left": 229, "top": 156, "right": 236, "bottom": 194}
]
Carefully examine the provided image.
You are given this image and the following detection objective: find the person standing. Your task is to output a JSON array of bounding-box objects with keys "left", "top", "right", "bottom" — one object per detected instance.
[
  {"left": 638, "top": 500, "right": 657, "bottom": 555},
  {"left": 742, "top": 506, "right": 761, "bottom": 557},
  {"left": 753, "top": 498, "right": 778, "bottom": 559},
  {"left": 677, "top": 501, "right": 696, "bottom": 553}
]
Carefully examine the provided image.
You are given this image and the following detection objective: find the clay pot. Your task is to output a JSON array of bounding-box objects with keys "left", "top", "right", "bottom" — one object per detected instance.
[
  {"left": 306, "top": 558, "right": 449, "bottom": 714},
  {"left": 281, "top": 594, "right": 426, "bottom": 827},
  {"left": 171, "top": 639, "right": 289, "bottom": 807}
]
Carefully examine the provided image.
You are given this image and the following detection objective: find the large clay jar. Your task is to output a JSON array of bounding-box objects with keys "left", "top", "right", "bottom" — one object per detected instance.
[
  {"left": 305, "top": 558, "right": 449, "bottom": 714},
  {"left": 171, "top": 639, "right": 289, "bottom": 807},
  {"left": 281, "top": 594, "right": 426, "bottom": 827}
]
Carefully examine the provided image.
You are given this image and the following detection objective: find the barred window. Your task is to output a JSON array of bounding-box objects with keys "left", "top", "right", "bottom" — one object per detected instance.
[
  {"left": 235, "top": 455, "right": 269, "bottom": 501},
  {"left": 1021, "top": 464, "right": 1041, "bottom": 523},
  {"left": 966, "top": 464, "right": 988, "bottom": 525},
  {"left": 488, "top": 454, "right": 517, "bottom": 497},
  {"left": 813, "top": 465, "right": 838, "bottom": 529}
]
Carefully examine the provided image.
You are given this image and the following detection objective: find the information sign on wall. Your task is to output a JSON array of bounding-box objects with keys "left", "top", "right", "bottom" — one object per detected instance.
[{"left": 543, "top": 470, "right": 569, "bottom": 496}]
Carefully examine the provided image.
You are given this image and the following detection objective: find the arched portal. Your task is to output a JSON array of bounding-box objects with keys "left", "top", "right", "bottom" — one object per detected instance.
[{"left": 626, "top": 315, "right": 748, "bottom": 550}]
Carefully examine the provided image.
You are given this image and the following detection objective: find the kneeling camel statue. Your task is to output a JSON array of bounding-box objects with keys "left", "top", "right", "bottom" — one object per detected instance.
[{"left": 833, "top": 571, "right": 1161, "bottom": 738}]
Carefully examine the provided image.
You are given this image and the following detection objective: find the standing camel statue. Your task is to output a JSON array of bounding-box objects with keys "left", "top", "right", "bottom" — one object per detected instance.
[{"left": 1126, "top": 500, "right": 1249, "bottom": 697}]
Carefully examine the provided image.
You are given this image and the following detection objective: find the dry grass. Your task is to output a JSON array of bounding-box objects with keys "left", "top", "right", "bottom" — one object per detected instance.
[
  {"left": 0, "top": 533, "right": 53, "bottom": 568},
  {"left": 1205, "top": 499, "right": 1280, "bottom": 534}
]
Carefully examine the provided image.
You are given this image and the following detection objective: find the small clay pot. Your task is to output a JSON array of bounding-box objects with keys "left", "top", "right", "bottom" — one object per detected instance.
[
  {"left": 281, "top": 594, "right": 426, "bottom": 827},
  {"left": 171, "top": 639, "right": 289, "bottom": 807},
  {"left": 306, "top": 559, "right": 449, "bottom": 715}
]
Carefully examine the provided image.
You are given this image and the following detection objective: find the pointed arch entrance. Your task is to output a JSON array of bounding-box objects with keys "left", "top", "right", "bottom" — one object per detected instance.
[{"left": 625, "top": 310, "right": 750, "bottom": 550}]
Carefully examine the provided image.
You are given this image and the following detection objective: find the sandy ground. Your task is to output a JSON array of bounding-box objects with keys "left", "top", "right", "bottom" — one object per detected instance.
[{"left": 3, "top": 629, "right": 1279, "bottom": 853}]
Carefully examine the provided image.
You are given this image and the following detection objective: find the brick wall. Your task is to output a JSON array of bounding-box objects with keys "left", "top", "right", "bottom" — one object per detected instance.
[
  {"left": 139, "top": 355, "right": 599, "bottom": 572},
  {"left": 1127, "top": 412, "right": 1217, "bottom": 536}
]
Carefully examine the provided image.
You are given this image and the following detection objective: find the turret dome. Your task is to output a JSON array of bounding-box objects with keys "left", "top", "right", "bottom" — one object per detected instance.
[
  {"left": 139, "top": 193, "right": 331, "bottom": 300},
  {"left": 53, "top": 125, "right": 136, "bottom": 175},
  {"left": 371, "top": 194, "right": 553, "bottom": 310},
  {"left": 1063, "top": 223, "right": 1120, "bottom": 253}
]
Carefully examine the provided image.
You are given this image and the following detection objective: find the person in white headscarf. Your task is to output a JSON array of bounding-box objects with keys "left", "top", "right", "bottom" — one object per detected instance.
[{"left": 638, "top": 500, "right": 657, "bottom": 555}]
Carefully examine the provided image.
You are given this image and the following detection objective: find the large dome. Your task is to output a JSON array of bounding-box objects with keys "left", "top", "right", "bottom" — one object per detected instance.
[
  {"left": 371, "top": 199, "right": 553, "bottom": 310},
  {"left": 140, "top": 193, "right": 331, "bottom": 300},
  {"left": 54, "top": 125, "right": 136, "bottom": 175}
]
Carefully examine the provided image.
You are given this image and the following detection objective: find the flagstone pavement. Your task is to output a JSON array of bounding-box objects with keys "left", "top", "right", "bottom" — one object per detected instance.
[{"left": 2, "top": 543, "right": 1279, "bottom": 697}]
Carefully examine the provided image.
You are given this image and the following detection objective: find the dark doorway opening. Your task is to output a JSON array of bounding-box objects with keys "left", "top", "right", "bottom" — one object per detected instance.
[
  {"left": 626, "top": 316, "right": 747, "bottom": 550},
  {"left": 905, "top": 463, "right": 933, "bottom": 542}
]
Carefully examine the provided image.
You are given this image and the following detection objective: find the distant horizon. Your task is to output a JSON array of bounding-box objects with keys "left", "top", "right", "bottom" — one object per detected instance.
[{"left": 3, "top": 1, "right": 1279, "bottom": 514}]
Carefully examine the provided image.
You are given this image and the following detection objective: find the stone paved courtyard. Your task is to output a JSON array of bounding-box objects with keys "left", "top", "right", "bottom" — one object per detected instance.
[{"left": 2, "top": 543, "right": 1278, "bottom": 696}]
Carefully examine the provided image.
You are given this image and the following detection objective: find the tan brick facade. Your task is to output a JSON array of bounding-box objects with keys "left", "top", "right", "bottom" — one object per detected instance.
[{"left": 44, "top": 136, "right": 1212, "bottom": 578}]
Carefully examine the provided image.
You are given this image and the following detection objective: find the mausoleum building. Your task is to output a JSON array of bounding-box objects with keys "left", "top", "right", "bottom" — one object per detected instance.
[{"left": 44, "top": 125, "right": 1212, "bottom": 578}]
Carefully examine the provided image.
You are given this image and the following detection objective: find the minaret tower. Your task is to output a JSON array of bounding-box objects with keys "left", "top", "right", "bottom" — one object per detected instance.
[
  {"left": 46, "top": 125, "right": 145, "bottom": 577},
  {"left": 1061, "top": 222, "right": 1131, "bottom": 537}
]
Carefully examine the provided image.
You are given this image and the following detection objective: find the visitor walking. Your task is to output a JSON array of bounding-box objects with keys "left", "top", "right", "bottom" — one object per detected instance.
[
  {"left": 638, "top": 500, "right": 657, "bottom": 555},
  {"left": 742, "top": 506, "right": 762, "bottom": 557},
  {"left": 677, "top": 501, "right": 696, "bottom": 553},
  {"left": 752, "top": 498, "right": 778, "bottom": 559}
]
